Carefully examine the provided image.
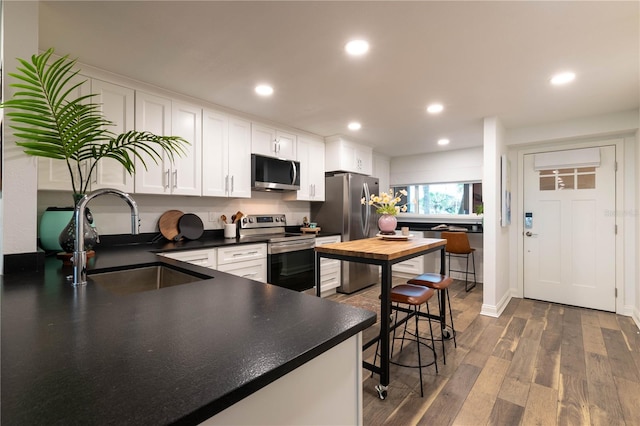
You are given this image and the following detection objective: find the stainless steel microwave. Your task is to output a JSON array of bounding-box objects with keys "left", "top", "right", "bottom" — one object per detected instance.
[{"left": 251, "top": 154, "right": 301, "bottom": 191}]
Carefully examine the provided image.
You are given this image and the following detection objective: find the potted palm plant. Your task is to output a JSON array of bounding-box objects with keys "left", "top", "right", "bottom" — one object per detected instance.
[{"left": 2, "top": 48, "right": 188, "bottom": 252}]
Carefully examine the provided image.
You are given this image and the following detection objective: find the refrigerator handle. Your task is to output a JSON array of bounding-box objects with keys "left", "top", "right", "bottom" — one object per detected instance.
[{"left": 362, "top": 182, "right": 371, "bottom": 236}]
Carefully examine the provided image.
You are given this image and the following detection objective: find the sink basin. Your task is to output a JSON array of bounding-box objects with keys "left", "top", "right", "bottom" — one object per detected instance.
[{"left": 89, "top": 264, "right": 212, "bottom": 295}]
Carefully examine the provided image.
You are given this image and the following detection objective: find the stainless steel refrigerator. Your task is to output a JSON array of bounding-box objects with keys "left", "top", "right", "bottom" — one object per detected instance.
[{"left": 311, "top": 173, "right": 379, "bottom": 293}]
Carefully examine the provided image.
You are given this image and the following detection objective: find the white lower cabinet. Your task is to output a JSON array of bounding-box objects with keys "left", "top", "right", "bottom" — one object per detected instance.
[
  {"left": 315, "top": 235, "right": 342, "bottom": 296},
  {"left": 392, "top": 231, "right": 426, "bottom": 278},
  {"left": 216, "top": 243, "right": 267, "bottom": 283},
  {"left": 159, "top": 249, "right": 217, "bottom": 269}
]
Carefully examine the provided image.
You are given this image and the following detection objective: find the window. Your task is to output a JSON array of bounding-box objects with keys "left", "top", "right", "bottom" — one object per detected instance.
[
  {"left": 392, "top": 182, "right": 483, "bottom": 215},
  {"left": 539, "top": 167, "right": 596, "bottom": 191}
]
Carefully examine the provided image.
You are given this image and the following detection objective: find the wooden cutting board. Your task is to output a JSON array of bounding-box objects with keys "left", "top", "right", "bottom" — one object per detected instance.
[{"left": 158, "top": 210, "right": 184, "bottom": 241}]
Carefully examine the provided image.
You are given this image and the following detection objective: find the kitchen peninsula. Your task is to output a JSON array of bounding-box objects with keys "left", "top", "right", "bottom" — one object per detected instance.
[{"left": 1, "top": 243, "right": 375, "bottom": 425}]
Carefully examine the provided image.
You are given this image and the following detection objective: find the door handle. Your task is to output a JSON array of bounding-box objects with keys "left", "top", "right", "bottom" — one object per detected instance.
[{"left": 525, "top": 231, "right": 538, "bottom": 237}]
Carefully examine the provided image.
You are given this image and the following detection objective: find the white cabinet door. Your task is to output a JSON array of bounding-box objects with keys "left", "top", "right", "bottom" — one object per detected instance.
[
  {"left": 251, "top": 123, "right": 296, "bottom": 160},
  {"left": 227, "top": 117, "right": 252, "bottom": 198},
  {"left": 202, "top": 109, "right": 229, "bottom": 197},
  {"left": 159, "top": 249, "right": 217, "bottom": 269},
  {"left": 315, "top": 235, "right": 341, "bottom": 295},
  {"left": 217, "top": 259, "right": 266, "bottom": 282},
  {"left": 171, "top": 101, "right": 202, "bottom": 195},
  {"left": 251, "top": 123, "right": 277, "bottom": 157},
  {"left": 91, "top": 79, "right": 135, "bottom": 192},
  {"left": 217, "top": 243, "right": 267, "bottom": 283},
  {"left": 134, "top": 91, "right": 172, "bottom": 194},
  {"left": 275, "top": 130, "right": 296, "bottom": 160},
  {"left": 325, "top": 137, "right": 372, "bottom": 176},
  {"left": 284, "top": 136, "right": 325, "bottom": 201},
  {"left": 202, "top": 112, "right": 251, "bottom": 198}
]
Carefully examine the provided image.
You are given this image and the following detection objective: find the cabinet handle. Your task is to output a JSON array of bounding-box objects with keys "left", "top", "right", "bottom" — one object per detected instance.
[
  {"left": 242, "top": 273, "right": 257, "bottom": 278},
  {"left": 231, "top": 175, "right": 234, "bottom": 193},
  {"left": 232, "top": 251, "right": 258, "bottom": 257},
  {"left": 225, "top": 175, "right": 229, "bottom": 193},
  {"left": 164, "top": 169, "right": 170, "bottom": 189},
  {"left": 172, "top": 170, "right": 178, "bottom": 189}
]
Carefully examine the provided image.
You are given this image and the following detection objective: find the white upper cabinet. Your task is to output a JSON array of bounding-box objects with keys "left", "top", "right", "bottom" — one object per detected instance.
[
  {"left": 202, "top": 110, "right": 251, "bottom": 198},
  {"left": 324, "top": 136, "right": 372, "bottom": 176},
  {"left": 170, "top": 101, "right": 202, "bottom": 195},
  {"left": 284, "top": 135, "right": 325, "bottom": 201},
  {"left": 91, "top": 79, "right": 135, "bottom": 192},
  {"left": 251, "top": 123, "right": 296, "bottom": 160},
  {"left": 134, "top": 93, "right": 202, "bottom": 195},
  {"left": 134, "top": 91, "right": 172, "bottom": 194},
  {"left": 38, "top": 76, "right": 135, "bottom": 193}
]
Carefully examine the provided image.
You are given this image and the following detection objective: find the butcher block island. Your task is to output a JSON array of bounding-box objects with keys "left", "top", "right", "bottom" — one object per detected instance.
[
  {"left": 315, "top": 237, "right": 446, "bottom": 399},
  {"left": 1, "top": 245, "right": 375, "bottom": 425}
]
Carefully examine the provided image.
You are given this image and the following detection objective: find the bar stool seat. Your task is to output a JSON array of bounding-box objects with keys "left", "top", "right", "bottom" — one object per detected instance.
[
  {"left": 373, "top": 284, "right": 438, "bottom": 397},
  {"left": 407, "top": 273, "right": 457, "bottom": 364},
  {"left": 441, "top": 231, "right": 477, "bottom": 292}
]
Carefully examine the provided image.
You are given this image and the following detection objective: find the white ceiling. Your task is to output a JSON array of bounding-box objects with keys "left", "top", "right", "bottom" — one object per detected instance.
[{"left": 38, "top": 1, "right": 639, "bottom": 157}]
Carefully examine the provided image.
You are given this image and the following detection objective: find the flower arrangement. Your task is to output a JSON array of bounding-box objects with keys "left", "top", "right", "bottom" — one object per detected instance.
[{"left": 361, "top": 189, "right": 408, "bottom": 215}]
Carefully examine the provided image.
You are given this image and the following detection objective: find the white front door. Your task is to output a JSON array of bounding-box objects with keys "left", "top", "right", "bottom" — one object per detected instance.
[{"left": 523, "top": 145, "right": 616, "bottom": 311}]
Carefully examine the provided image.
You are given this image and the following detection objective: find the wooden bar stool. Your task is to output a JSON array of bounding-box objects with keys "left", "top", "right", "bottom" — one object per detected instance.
[
  {"left": 407, "top": 273, "right": 456, "bottom": 364},
  {"left": 441, "top": 231, "right": 477, "bottom": 292},
  {"left": 373, "top": 284, "right": 437, "bottom": 397}
]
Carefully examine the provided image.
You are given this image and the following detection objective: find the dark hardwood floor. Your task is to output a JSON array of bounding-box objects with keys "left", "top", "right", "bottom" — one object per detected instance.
[{"left": 327, "top": 278, "right": 640, "bottom": 425}]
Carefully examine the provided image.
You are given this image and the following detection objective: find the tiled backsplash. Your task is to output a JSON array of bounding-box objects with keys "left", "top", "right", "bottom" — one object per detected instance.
[{"left": 38, "top": 191, "right": 311, "bottom": 235}]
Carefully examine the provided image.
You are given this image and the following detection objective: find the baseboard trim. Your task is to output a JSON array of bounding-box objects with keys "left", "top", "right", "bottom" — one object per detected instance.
[
  {"left": 633, "top": 307, "right": 640, "bottom": 331},
  {"left": 480, "top": 289, "right": 513, "bottom": 318}
]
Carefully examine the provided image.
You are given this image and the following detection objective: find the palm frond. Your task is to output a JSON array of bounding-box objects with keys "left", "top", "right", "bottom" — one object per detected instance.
[{"left": 1, "top": 48, "right": 189, "bottom": 196}]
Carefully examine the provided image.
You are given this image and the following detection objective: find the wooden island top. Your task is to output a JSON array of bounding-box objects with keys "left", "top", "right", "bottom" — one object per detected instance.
[{"left": 315, "top": 237, "right": 446, "bottom": 261}]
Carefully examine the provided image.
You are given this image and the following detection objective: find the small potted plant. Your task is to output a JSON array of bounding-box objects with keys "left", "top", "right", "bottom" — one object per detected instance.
[
  {"left": 1, "top": 48, "right": 188, "bottom": 252},
  {"left": 361, "top": 189, "right": 408, "bottom": 235}
]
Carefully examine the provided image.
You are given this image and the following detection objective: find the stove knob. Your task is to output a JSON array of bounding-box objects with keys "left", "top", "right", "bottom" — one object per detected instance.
[
  {"left": 275, "top": 217, "right": 280, "bottom": 222},
  {"left": 280, "top": 216, "right": 286, "bottom": 223},
  {"left": 249, "top": 217, "right": 254, "bottom": 223}
]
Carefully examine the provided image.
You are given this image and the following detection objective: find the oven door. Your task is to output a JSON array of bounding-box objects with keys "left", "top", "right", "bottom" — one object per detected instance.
[{"left": 268, "top": 239, "right": 315, "bottom": 291}]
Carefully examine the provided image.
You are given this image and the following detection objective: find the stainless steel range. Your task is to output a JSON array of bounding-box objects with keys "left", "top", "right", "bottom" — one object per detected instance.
[{"left": 239, "top": 214, "right": 316, "bottom": 292}]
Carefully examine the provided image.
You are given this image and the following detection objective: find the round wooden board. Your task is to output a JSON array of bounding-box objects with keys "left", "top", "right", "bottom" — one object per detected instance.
[{"left": 158, "top": 210, "right": 184, "bottom": 241}]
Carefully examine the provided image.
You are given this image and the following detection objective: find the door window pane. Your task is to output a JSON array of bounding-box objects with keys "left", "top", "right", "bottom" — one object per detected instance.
[{"left": 538, "top": 167, "right": 596, "bottom": 191}]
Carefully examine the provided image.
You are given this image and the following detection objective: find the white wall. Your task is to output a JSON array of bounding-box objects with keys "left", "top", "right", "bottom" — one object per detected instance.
[
  {"left": 390, "top": 146, "right": 483, "bottom": 185},
  {"left": 372, "top": 152, "right": 390, "bottom": 195},
  {"left": 481, "top": 117, "right": 511, "bottom": 317},
  {"left": 2, "top": 2, "right": 39, "bottom": 263},
  {"left": 37, "top": 191, "right": 310, "bottom": 236}
]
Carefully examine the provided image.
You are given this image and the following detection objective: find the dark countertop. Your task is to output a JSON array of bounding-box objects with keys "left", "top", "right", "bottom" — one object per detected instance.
[
  {"left": 397, "top": 221, "right": 484, "bottom": 234},
  {"left": 1, "top": 242, "right": 376, "bottom": 425}
]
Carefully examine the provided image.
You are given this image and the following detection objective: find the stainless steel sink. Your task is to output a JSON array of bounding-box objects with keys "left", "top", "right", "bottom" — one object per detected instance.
[{"left": 89, "top": 265, "right": 211, "bottom": 295}]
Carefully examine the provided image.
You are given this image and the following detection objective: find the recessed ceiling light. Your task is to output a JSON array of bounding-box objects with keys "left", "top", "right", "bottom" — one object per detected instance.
[
  {"left": 427, "top": 103, "right": 444, "bottom": 114},
  {"left": 345, "top": 40, "right": 369, "bottom": 56},
  {"left": 550, "top": 72, "right": 575, "bottom": 85},
  {"left": 437, "top": 138, "right": 450, "bottom": 146},
  {"left": 255, "top": 84, "right": 274, "bottom": 96},
  {"left": 348, "top": 122, "right": 362, "bottom": 131}
]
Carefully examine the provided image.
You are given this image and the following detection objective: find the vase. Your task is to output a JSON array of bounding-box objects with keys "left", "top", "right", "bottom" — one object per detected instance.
[
  {"left": 40, "top": 207, "right": 74, "bottom": 251},
  {"left": 58, "top": 206, "right": 99, "bottom": 253},
  {"left": 377, "top": 214, "right": 397, "bottom": 235}
]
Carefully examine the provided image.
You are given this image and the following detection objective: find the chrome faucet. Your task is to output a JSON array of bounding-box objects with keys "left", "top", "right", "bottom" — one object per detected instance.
[{"left": 72, "top": 188, "right": 140, "bottom": 286}]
